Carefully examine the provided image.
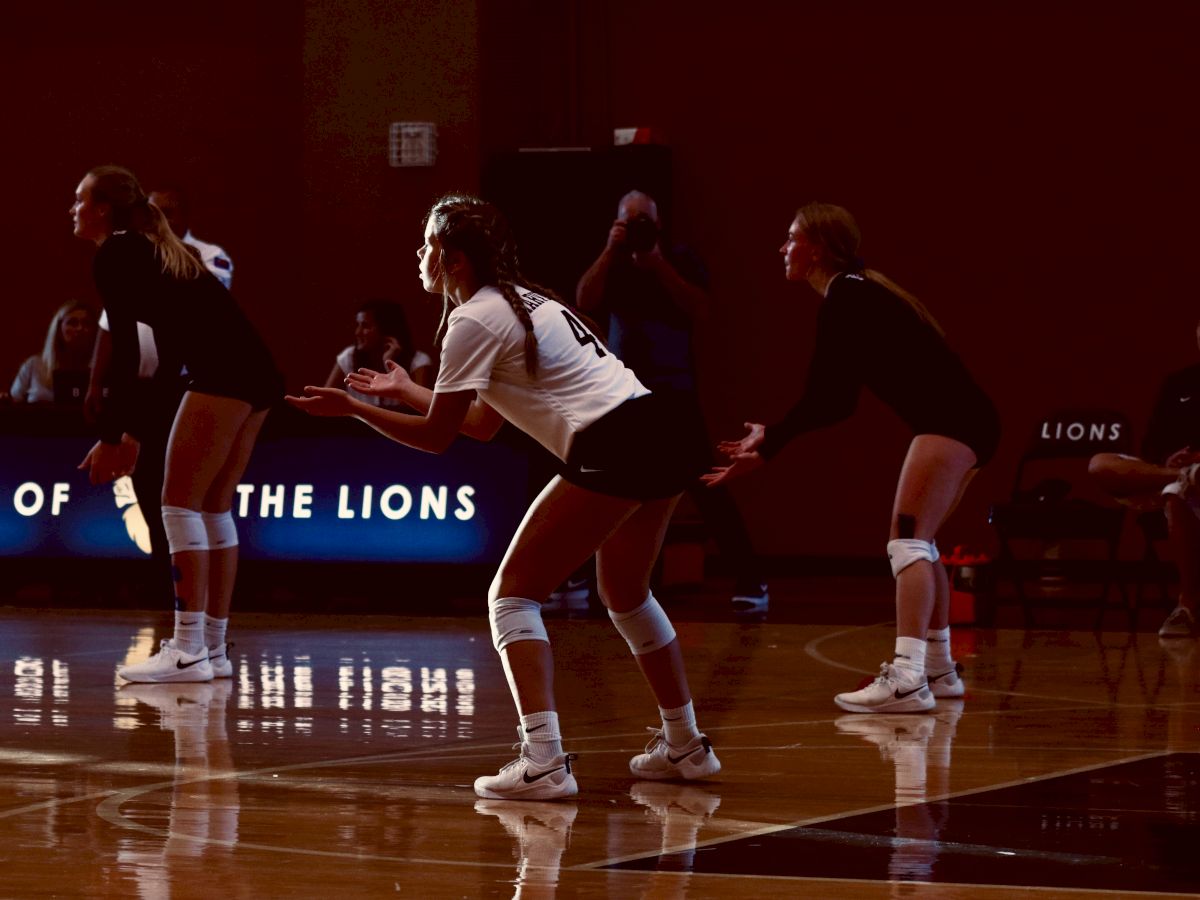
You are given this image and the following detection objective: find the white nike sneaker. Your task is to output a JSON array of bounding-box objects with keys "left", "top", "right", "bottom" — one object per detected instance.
[
  {"left": 834, "top": 662, "right": 934, "bottom": 714},
  {"left": 117, "top": 639, "right": 214, "bottom": 684},
  {"left": 207, "top": 642, "right": 234, "bottom": 678},
  {"left": 629, "top": 729, "right": 721, "bottom": 781},
  {"left": 474, "top": 743, "right": 579, "bottom": 801},
  {"left": 731, "top": 583, "right": 769, "bottom": 615},
  {"left": 543, "top": 577, "right": 592, "bottom": 615},
  {"left": 925, "top": 661, "right": 966, "bottom": 698}
]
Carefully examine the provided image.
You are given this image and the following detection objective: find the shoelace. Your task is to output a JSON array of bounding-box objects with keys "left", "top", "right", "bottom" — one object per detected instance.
[
  {"left": 642, "top": 727, "right": 668, "bottom": 754},
  {"left": 497, "top": 742, "right": 530, "bottom": 773},
  {"left": 872, "top": 661, "right": 895, "bottom": 684}
]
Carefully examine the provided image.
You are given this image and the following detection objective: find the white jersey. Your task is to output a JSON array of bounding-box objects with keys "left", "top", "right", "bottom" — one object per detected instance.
[{"left": 434, "top": 285, "right": 649, "bottom": 461}]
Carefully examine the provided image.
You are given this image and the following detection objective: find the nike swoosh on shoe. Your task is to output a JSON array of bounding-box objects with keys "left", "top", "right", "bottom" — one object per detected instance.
[{"left": 522, "top": 766, "right": 563, "bottom": 784}]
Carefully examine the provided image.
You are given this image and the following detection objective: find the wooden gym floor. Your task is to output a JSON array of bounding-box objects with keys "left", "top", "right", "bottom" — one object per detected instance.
[{"left": 1, "top": 601, "right": 1197, "bottom": 898}]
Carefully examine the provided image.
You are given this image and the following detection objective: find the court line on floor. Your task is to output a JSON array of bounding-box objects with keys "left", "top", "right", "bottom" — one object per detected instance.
[
  {"left": 803, "top": 622, "right": 1177, "bottom": 709},
  {"left": 571, "top": 749, "right": 1172, "bottom": 872},
  {"left": 0, "top": 713, "right": 1177, "bottom": 882}
]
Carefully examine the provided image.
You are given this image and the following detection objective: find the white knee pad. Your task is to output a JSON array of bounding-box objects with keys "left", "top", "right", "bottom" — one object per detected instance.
[
  {"left": 162, "top": 506, "right": 208, "bottom": 554},
  {"left": 608, "top": 593, "right": 676, "bottom": 656},
  {"left": 930, "top": 540, "right": 940, "bottom": 564},
  {"left": 887, "top": 538, "right": 937, "bottom": 577},
  {"left": 489, "top": 596, "right": 549, "bottom": 652},
  {"left": 202, "top": 510, "right": 239, "bottom": 549}
]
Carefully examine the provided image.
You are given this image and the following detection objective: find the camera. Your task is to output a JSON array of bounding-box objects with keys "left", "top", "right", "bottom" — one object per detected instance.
[{"left": 622, "top": 213, "right": 658, "bottom": 253}]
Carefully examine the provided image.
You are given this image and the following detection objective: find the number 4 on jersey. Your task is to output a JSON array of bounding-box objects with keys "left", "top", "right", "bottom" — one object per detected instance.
[{"left": 561, "top": 309, "right": 606, "bottom": 358}]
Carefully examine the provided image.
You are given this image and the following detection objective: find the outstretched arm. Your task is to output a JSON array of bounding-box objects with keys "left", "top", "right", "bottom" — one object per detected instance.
[
  {"left": 287, "top": 385, "right": 500, "bottom": 452},
  {"left": 344, "top": 361, "right": 502, "bottom": 440}
]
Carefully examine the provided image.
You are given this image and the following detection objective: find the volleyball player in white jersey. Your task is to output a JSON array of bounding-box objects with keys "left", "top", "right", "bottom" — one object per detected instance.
[{"left": 287, "top": 195, "right": 720, "bottom": 800}]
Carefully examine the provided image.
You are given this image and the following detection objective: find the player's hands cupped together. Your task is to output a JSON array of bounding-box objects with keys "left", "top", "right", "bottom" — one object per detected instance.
[
  {"left": 344, "top": 359, "right": 412, "bottom": 399},
  {"left": 703, "top": 422, "right": 767, "bottom": 488},
  {"left": 285, "top": 386, "right": 359, "bottom": 418}
]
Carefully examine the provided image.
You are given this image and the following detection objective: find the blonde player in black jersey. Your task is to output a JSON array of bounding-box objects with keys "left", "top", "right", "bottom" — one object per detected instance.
[
  {"left": 288, "top": 195, "right": 720, "bottom": 800},
  {"left": 707, "top": 202, "right": 1000, "bottom": 714}
]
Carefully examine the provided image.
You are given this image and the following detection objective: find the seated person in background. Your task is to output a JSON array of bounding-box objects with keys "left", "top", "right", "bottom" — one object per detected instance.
[
  {"left": 324, "top": 299, "right": 434, "bottom": 405},
  {"left": 9, "top": 300, "right": 97, "bottom": 404},
  {"left": 1089, "top": 318, "right": 1200, "bottom": 638}
]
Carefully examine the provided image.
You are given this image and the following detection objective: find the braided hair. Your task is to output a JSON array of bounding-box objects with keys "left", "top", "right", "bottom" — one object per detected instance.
[{"left": 425, "top": 194, "right": 562, "bottom": 377}]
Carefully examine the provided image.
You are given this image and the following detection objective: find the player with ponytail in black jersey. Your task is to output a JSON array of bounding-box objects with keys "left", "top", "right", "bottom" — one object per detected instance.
[{"left": 707, "top": 202, "right": 1000, "bottom": 714}]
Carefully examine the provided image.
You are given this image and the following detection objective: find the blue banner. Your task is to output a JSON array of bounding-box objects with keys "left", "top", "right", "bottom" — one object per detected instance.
[{"left": 0, "top": 433, "right": 530, "bottom": 563}]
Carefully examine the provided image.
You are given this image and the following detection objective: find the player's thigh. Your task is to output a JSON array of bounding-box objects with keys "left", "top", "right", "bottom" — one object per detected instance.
[
  {"left": 490, "top": 476, "right": 639, "bottom": 602},
  {"left": 161, "top": 392, "right": 254, "bottom": 508},
  {"left": 595, "top": 494, "right": 681, "bottom": 613}
]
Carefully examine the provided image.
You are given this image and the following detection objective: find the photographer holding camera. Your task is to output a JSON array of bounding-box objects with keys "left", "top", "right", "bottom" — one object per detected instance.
[{"left": 577, "top": 190, "right": 769, "bottom": 613}]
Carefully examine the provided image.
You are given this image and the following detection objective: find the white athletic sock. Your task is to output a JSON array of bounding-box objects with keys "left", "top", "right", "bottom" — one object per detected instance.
[
  {"left": 660, "top": 700, "right": 700, "bottom": 746},
  {"left": 174, "top": 611, "right": 206, "bottom": 655},
  {"left": 204, "top": 615, "right": 229, "bottom": 652},
  {"left": 925, "top": 627, "right": 952, "bottom": 672},
  {"left": 520, "top": 711, "right": 563, "bottom": 763},
  {"left": 893, "top": 637, "right": 926, "bottom": 681}
]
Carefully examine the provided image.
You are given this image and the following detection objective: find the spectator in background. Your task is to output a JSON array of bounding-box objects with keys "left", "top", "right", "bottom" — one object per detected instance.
[
  {"left": 1089, "top": 318, "right": 1200, "bottom": 638},
  {"left": 147, "top": 185, "right": 234, "bottom": 288},
  {"left": 9, "top": 300, "right": 97, "bottom": 404},
  {"left": 324, "top": 299, "right": 435, "bottom": 404},
  {"left": 577, "top": 190, "right": 769, "bottom": 614}
]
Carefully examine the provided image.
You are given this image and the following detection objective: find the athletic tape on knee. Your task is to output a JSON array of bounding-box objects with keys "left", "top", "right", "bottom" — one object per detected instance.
[
  {"left": 202, "top": 510, "right": 239, "bottom": 549},
  {"left": 887, "top": 538, "right": 937, "bottom": 578},
  {"left": 489, "top": 596, "right": 549, "bottom": 652},
  {"left": 608, "top": 593, "right": 676, "bottom": 656},
  {"left": 162, "top": 506, "right": 208, "bottom": 554}
]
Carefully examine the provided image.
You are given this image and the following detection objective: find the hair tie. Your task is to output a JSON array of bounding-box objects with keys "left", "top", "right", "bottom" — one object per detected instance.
[{"left": 850, "top": 256, "right": 866, "bottom": 273}]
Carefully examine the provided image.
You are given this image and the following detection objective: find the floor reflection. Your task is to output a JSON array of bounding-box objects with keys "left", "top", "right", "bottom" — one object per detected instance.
[
  {"left": 835, "top": 701, "right": 963, "bottom": 882},
  {"left": 116, "top": 680, "right": 239, "bottom": 898},
  {"left": 475, "top": 799, "right": 577, "bottom": 899}
]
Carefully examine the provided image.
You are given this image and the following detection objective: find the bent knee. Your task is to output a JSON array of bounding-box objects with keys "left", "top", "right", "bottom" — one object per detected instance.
[{"left": 594, "top": 576, "right": 651, "bottom": 614}]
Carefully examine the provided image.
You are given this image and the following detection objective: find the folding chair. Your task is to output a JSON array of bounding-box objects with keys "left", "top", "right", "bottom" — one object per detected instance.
[{"left": 988, "top": 409, "right": 1133, "bottom": 629}]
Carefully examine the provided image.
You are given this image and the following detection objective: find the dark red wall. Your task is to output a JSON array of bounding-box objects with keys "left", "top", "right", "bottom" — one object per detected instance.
[
  {"left": 481, "top": 2, "right": 1200, "bottom": 557},
  {"left": 6, "top": 2, "right": 1197, "bottom": 559}
]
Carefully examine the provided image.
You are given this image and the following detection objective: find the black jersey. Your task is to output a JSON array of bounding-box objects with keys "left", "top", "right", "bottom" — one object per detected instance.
[
  {"left": 759, "top": 273, "right": 1000, "bottom": 464},
  {"left": 1141, "top": 363, "right": 1200, "bottom": 465},
  {"left": 93, "top": 231, "right": 280, "bottom": 443}
]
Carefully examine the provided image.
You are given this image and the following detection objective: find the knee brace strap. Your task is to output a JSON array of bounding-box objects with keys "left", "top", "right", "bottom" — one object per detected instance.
[
  {"left": 887, "top": 538, "right": 936, "bottom": 577},
  {"left": 202, "top": 510, "right": 239, "bottom": 549},
  {"left": 608, "top": 593, "right": 676, "bottom": 656},
  {"left": 162, "top": 506, "right": 208, "bottom": 554},
  {"left": 489, "top": 596, "right": 549, "bottom": 652}
]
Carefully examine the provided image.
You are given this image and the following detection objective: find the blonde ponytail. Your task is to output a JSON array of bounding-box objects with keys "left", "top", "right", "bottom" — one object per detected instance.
[
  {"left": 796, "top": 201, "right": 944, "bottom": 336},
  {"left": 88, "top": 165, "right": 207, "bottom": 281}
]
